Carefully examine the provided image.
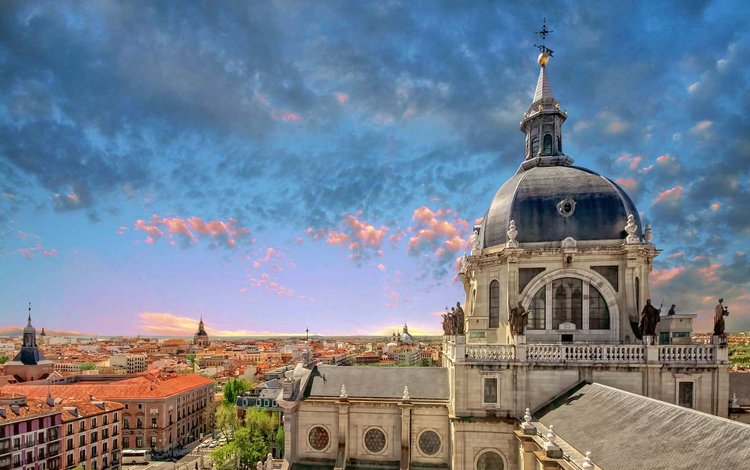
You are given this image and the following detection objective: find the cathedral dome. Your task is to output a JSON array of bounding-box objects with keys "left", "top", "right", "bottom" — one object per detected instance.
[{"left": 481, "top": 160, "right": 641, "bottom": 247}]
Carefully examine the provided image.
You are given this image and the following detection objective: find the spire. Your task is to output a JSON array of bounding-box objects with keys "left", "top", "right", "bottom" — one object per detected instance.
[
  {"left": 519, "top": 19, "right": 571, "bottom": 167},
  {"left": 27, "top": 302, "right": 32, "bottom": 327}
]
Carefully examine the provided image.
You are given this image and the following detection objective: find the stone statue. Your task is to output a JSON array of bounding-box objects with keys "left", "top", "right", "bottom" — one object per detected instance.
[
  {"left": 507, "top": 220, "right": 519, "bottom": 248},
  {"left": 644, "top": 223, "right": 653, "bottom": 244},
  {"left": 256, "top": 462, "right": 263, "bottom": 470},
  {"left": 514, "top": 301, "right": 528, "bottom": 335},
  {"left": 265, "top": 453, "right": 273, "bottom": 470},
  {"left": 714, "top": 298, "right": 729, "bottom": 336},
  {"left": 625, "top": 213, "right": 639, "bottom": 244},
  {"left": 441, "top": 311, "right": 451, "bottom": 335},
  {"left": 667, "top": 304, "right": 676, "bottom": 316},
  {"left": 509, "top": 306, "right": 519, "bottom": 335},
  {"left": 470, "top": 226, "right": 481, "bottom": 255},
  {"left": 638, "top": 298, "right": 661, "bottom": 336},
  {"left": 455, "top": 302, "right": 465, "bottom": 335}
]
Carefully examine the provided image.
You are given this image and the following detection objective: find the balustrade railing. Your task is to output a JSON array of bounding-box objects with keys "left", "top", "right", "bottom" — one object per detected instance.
[
  {"left": 444, "top": 338, "right": 721, "bottom": 365},
  {"left": 658, "top": 344, "right": 715, "bottom": 363},
  {"left": 465, "top": 344, "right": 516, "bottom": 361}
]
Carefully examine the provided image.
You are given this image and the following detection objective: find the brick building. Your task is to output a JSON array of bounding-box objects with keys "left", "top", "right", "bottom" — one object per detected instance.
[{"left": 0, "top": 394, "right": 62, "bottom": 470}]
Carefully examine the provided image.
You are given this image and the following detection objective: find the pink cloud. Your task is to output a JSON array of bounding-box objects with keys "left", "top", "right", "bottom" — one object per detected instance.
[
  {"left": 377, "top": 263, "right": 386, "bottom": 271},
  {"left": 42, "top": 249, "right": 58, "bottom": 257},
  {"left": 690, "top": 120, "right": 712, "bottom": 134},
  {"left": 652, "top": 186, "right": 683, "bottom": 205},
  {"left": 116, "top": 226, "right": 128, "bottom": 235},
  {"left": 615, "top": 178, "right": 637, "bottom": 189},
  {"left": 343, "top": 214, "right": 388, "bottom": 247},
  {"left": 606, "top": 120, "right": 627, "bottom": 134},
  {"left": 407, "top": 206, "right": 470, "bottom": 257},
  {"left": 615, "top": 153, "right": 643, "bottom": 170},
  {"left": 656, "top": 154, "right": 673, "bottom": 164},
  {"left": 650, "top": 266, "right": 686, "bottom": 287},
  {"left": 271, "top": 110, "right": 302, "bottom": 122},
  {"left": 134, "top": 215, "right": 251, "bottom": 248},
  {"left": 667, "top": 252, "right": 685, "bottom": 259},
  {"left": 335, "top": 92, "right": 349, "bottom": 104},
  {"left": 710, "top": 202, "right": 721, "bottom": 212},
  {"left": 327, "top": 231, "right": 350, "bottom": 245}
]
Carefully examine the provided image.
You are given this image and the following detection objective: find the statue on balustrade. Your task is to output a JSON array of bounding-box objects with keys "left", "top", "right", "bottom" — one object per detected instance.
[
  {"left": 667, "top": 304, "right": 676, "bottom": 316},
  {"left": 510, "top": 301, "right": 528, "bottom": 335},
  {"left": 714, "top": 298, "right": 729, "bottom": 336},
  {"left": 638, "top": 298, "right": 661, "bottom": 336},
  {"left": 454, "top": 301, "right": 465, "bottom": 335},
  {"left": 442, "top": 307, "right": 458, "bottom": 335}
]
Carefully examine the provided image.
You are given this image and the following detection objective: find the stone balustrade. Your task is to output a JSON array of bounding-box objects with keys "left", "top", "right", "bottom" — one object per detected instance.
[
  {"left": 465, "top": 344, "right": 516, "bottom": 361},
  {"left": 444, "top": 337, "right": 724, "bottom": 365}
]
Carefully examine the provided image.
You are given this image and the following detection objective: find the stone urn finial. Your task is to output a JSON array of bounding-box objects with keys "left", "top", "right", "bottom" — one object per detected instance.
[
  {"left": 546, "top": 425, "right": 557, "bottom": 446},
  {"left": 402, "top": 385, "right": 410, "bottom": 401},
  {"left": 524, "top": 408, "right": 532, "bottom": 425},
  {"left": 625, "top": 214, "right": 639, "bottom": 244},
  {"left": 582, "top": 451, "right": 594, "bottom": 470},
  {"left": 507, "top": 220, "right": 519, "bottom": 248},
  {"left": 340, "top": 384, "right": 348, "bottom": 400},
  {"left": 644, "top": 223, "right": 653, "bottom": 244}
]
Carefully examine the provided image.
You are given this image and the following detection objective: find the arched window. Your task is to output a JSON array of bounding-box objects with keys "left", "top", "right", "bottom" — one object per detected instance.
[
  {"left": 476, "top": 450, "right": 504, "bottom": 470},
  {"left": 543, "top": 134, "right": 553, "bottom": 154},
  {"left": 552, "top": 278, "right": 583, "bottom": 329},
  {"left": 531, "top": 137, "right": 539, "bottom": 156},
  {"left": 528, "top": 287, "right": 545, "bottom": 329},
  {"left": 589, "top": 286, "right": 610, "bottom": 329},
  {"left": 489, "top": 281, "right": 500, "bottom": 328}
]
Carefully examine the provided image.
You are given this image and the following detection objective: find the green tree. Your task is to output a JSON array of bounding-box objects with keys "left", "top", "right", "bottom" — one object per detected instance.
[
  {"left": 215, "top": 403, "right": 238, "bottom": 442},
  {"left": 245, "top": 409, "right": 276, "bottom": 441},
  {"left": 79, "top": 362, "right": 96, "bottom": 371},
  {"left": 419, "top": 357, "right": 431, "bottom": 367},
  {"left": 0, "top": 354, "right": 8, "bottom": 365},
  {"left": 186, "top": 353, "right": 197, "bottom": 372},
  {"left": 223, "top": 378, "right": 251, "bottom": 405},
  {"left": 211, "top": 426, "right": 268, "bottom": 469},
  {"left": 275, "top": 425, "right": 284, "bottom": 456}
]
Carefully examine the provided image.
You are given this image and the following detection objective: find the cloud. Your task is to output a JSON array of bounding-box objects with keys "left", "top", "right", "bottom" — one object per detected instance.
[
  {"left": 407, "top": 206, "right": 471, "bottom": 278},
  {"left": 652, "top": 186, "right": 683, "bottom": 205},
  {"left": 137, "top": 311, "right": 294, "bottom": 336},
  {"left": 134, "top": 215, "right": 251, "bottom": 249},
  {"left": 309, "top": 212, "right": 389, "bottom": 259}
]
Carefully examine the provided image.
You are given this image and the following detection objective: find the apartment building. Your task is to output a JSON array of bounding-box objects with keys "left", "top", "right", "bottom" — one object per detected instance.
[
  {"left": 61, "top": 400, "right": 124, "bottom": 470},
  {"left": 0, "top": 394, "right": 62, "bottom": 470},
  {"left": 109, "top": 355, "right": 147, "bottom": 375},
  {"left": 4, "top": 375, "right": 214, "bottom": 456}
]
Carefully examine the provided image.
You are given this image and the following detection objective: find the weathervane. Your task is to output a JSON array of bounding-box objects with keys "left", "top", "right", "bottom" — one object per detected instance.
[{"left": 534, "top": 18, "right": 554, "bottom": 57}]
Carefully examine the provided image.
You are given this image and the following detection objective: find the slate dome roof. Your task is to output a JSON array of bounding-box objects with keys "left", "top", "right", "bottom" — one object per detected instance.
[{"left": 480, "top": 159, "right": 642, "bottom": 248}]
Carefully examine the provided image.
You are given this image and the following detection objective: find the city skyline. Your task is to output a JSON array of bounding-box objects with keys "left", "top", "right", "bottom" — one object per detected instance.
[{"left": 1, "top": 1, "right": 749, "bottom": 336}]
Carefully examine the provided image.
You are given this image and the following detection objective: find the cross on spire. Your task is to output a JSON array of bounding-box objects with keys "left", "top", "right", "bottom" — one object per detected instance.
[{"left": 534, "top": 18, "right": 554, "bottom": 56}]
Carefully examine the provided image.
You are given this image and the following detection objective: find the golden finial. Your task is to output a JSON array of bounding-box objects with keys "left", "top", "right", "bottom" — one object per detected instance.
[{"left": 538, "top": 52, "right": 550, "bottom": 66}]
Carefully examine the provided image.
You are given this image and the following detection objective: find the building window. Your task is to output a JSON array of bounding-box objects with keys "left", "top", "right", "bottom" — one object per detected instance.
[
  {"left": 476, "top": 450, "right": 504, "bottom": 470},
  {"left": 308, "top": 426, "right": 329, "bottom": 451},
  {"left": 678, "top": 381, "right": 694, "bottom": 408},
  {"left": 552, "top": 278, "right": 582, "bottom": 329},
  {"left": 150, "top": 436, "right": 156, "bottom": 448},
  {"left": 417, "top": 430, "right": 441, "bottom": 456},
  {"left": 591, "top": 265, "right": 619, "bottom": 291},
  {"left": 543, "top": 134, "right": 552, "bottom": 154},
  {"left": 135, "top": 437, "right": 143, "bottom": 448},
  {"left": 528, "top": 287, "right": 546, "bottom": 330},
  {"left": 519, "top": 268, "right": 545, "bottom": 293},
  {"left": 588, "top": 286, "right": 610, "bottom": 329},
  {"left": 483, "top": 377, "right": 498, "bottom": 404},
  {"left": 489, "top": 280, "right": 500, "bottom": 328},
  {"left": 123, "top": 437, "right": 129, "bottom": 449},
  {"left": 364, "top": 428, "right": 386, "bottom": 454},
  {"left": 531, "top": 136, "right": 539, "bottom": 156}
]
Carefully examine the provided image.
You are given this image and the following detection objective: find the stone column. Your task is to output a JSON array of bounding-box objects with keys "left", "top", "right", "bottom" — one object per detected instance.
[
  {"left": 336, "top": 399, "right": 350, "bottom": 470},
  {"left": 399, "top": 401, "right": 413, "bottom": 470}
]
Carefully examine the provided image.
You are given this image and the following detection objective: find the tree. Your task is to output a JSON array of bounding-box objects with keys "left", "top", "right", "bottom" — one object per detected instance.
[
  {"left": 215, "top": 404, "right": 238, "bottom": 442},
  {"left": 211, "top": 426, "right": 268, "bottom": 469},
  {"left": 186, "top": 353, "right": 197, "bottom": 372},
  {"left": 223, "top": 378, "right": 251, "bottom": 405},
  {"left": 275, "top": 425, "right": 284, "bottom": 456},
  {"left": 0, "top": 354, "right": 8, "bottom": 365},
  {"left": 419, "top": 357, "right": 431, "bottom": 367},
  {"left": 79, "top": 362, "right": 96, "bottom": 371},
  {"left": 244, "top": 409, "right": 276, "bottom": 442}
]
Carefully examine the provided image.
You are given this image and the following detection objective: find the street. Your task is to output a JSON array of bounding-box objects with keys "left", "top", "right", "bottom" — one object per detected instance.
[{"left": 124, "top": 448, "right": 212, "bottom": 470}]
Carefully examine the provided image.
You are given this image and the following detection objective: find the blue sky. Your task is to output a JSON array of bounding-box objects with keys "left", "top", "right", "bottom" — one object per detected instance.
[{"left": 1, "top": 0, "right": 749, "bottom": 336}]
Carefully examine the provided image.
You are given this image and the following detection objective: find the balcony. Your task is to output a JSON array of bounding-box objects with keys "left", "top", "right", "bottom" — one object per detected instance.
[{"left": 445, "top": 337, "right": 727, "bottom": 365}]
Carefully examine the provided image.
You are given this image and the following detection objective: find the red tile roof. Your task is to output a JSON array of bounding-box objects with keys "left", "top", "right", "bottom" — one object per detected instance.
[{"left": 2, "top": 374, "right": 214, "bottom": 401}]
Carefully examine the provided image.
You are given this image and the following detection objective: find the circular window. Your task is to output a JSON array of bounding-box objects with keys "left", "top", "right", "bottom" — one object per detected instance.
[
  {"left": 418, "top": 430, "right": 441, "bottom": 456},
  {"left": 308, "top": 426, "right": 329, "bottom": 451},
  {"left": 556, "top": 197, "right": 576, "bottom": 218},
  {"left": 364, "top": 428, "right": 386, "bottom": 453},
  {"left": 476, "top": 450, "right": 504, "bottom": 470}
]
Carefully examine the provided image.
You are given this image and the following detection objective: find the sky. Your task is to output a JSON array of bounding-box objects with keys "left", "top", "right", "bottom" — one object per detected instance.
[{"left": 1, "top": 0, "right": 749, "bottom": 336}]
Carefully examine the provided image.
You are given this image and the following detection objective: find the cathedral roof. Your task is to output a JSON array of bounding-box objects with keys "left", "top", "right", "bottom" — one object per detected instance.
[
  {"left": 535, "top": 383, "right": 750, "bottom": 470},
  {"left": 481, "top": 164, "right": 641, "bottom": 247},
  {"left": 305, "top": 365, "right": 448, "bottom": 401}
]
